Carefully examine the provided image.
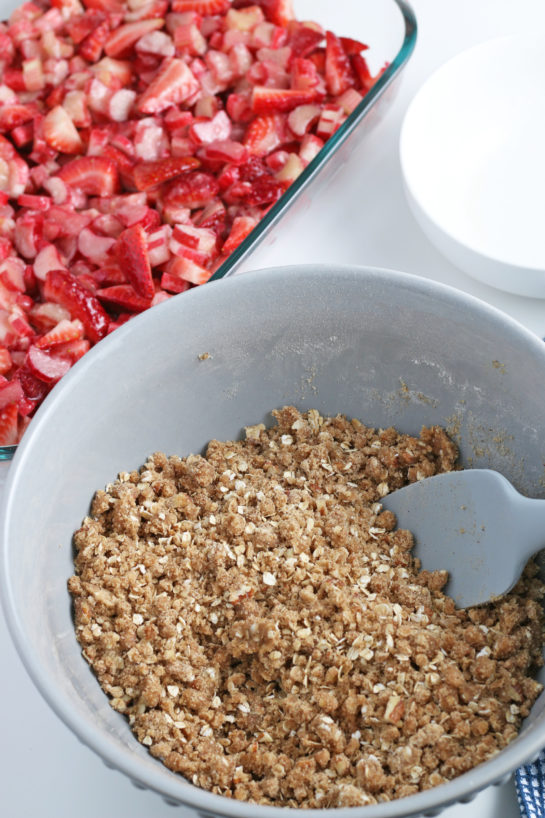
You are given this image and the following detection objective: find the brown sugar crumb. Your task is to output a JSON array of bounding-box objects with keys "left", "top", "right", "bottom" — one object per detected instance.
[{"left": 68, "top": 408, "right": 545, "bottom": 808}]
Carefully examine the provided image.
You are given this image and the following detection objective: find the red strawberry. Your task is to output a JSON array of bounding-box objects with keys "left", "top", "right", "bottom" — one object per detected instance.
[
  {"left": 79, "top": 19, "right": 110, "bottom": 63},
  {"left": 0, "top": 346, "right": 12, "bottom": 375},
  {"left": 171, "top": 0, "right": 229, "bottom": 13},
  {"left": 96, "top": 284, "right": 152, "bottom": 312},
  {"left": 26, "top": 345, "right": 71, "bottom": 384},
  {"left": 251, "top": 86, "right": 322, "bottom": 114},
  {"left": 0, "top": 103, "right": 37, "bottom": 131},
  {"left": 52, "top": 338, "right": 91, "bottom": 363},
  {"left": 115, "top": 225, "right": 155, "bottom": 300},
  {"left": 351, "top": 53, "right": 375, "bottom": 93},
  {"left": 288, "top": 24, "right": 324, "bottom": 57},
  {"left": 17, "top": 365, "right": 50, "bottom": 402},
  {"left": 0, "top": 403, "right": 18, "bottom": 446},
  {"left": 66, "top": 11, "right": 106, "bottom": 44},
  {"left": 56, "top": 157, "right": 119, "bottom": 196},
  {"left": 257, "top": 0, "right": 294, "bottom": 27},
  {"left": 222, "top": 215, "right": 258, "bottom": 255},
  {"left": 164, "top": 171, "right": 220, "bottom": 209},
  {"left": 0, "top": 379, "right": 24, "bottom": 410},
  {"left": 340, "top": 36, "right": 368, "bottom": 55},
  {"left": 43, "top": 270, "right": 110, "bottom": 343},
  {"left": 35, "top": 319, "right": 84, "bottom": 349},
  {"left": 167, "top": 256, "right": 211, "bottom": 285},
  {"left": 43, "top": 106, "right": 83, "bottom": 155},
  {"left": 137, "top": 58, "right": 199, "bottom": 115},
  {"left": 133, "top": 156, "right": 201, "bottom": 191},
  {"left": 325, "top": 31, "right": 355, "bottom": 96},
  {"left": 104, "top": 19, "right": 164, "bottom": 58},
  {"left": 243, "top": 114, "right": 285, "bottom": 155}
]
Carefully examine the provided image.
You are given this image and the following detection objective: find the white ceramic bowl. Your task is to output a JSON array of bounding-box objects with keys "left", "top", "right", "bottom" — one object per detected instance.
[{"left": 400, "top": 35, "right": 545, "bottom": 298}]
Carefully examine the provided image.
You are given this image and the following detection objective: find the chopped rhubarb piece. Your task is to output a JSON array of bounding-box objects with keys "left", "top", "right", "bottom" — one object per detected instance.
[
  {"left": 56, "top": 156, "right": 119, "bottom": 196},
  {"left": 115, "top": 225, "right": 154, "bottom": 299},
  {"left": 160, "top": 271, "right": 191, "bottom": 293},
  {"left": 26, "top": 344, "right": 71, "bottom": 384},
  {"left": 172, "top": 0, "right": 229, "bottom": 13},
  {"left": 43, "top": 270, "right": 109, "bottom": 343},
  {"left": 190, "top": 110, "right": 231, "bottom": 144},
  {"left": 168, "top": 255, "right": 211, "bottom": 285},
  {"left": 133, "top": 156, "right": 200, "bottom": 191}
]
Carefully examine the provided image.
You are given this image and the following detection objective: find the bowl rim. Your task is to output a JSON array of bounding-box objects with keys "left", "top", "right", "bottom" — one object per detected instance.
[
  {"left": 399, "top": 33, "right": 545, "bottom": 275},
  {"left": 3, "top": 263, "right": 545, "bottom": 818}
]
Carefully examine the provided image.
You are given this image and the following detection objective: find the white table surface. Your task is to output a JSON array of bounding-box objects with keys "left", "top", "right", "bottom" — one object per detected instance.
[{"left": 2, "top": 0, "right": 545, "bottom": 815}]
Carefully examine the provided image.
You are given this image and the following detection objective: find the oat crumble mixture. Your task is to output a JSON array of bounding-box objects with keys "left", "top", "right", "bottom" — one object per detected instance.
[{"left": 68, "top": 407, "right": 545, "bottom": 808}]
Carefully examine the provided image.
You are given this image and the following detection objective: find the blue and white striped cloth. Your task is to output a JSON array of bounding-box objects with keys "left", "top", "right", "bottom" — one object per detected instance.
[{"left": 516, "top": 754, "right": 545, "bottom": 817}]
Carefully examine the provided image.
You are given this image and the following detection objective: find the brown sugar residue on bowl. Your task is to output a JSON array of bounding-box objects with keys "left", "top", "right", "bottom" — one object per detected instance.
[{"left": 68, "top": 408, "right": 545, "bottom": 808}]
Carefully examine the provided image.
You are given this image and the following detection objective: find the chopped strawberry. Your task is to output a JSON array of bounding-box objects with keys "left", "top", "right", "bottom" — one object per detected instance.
[
  {"left": 79, "top": 19, "right": 110, "bottom": 63},
  {"left": 164, "top": 171, "right": 220, "bottom": 209},
  {"left": 137, "top": 58, "right": 199, "bottom": 114},
  {"left": 0, "top": 346, "right": 12, "bottom": 375},
  {"left": 0, "top": 403, "right": 18, "bottom": 446},
  {"left": 325, "top": 30, "right": 355, "bottom": 96},
  {"left": 243, "top": 114, "right": 285, "bottom": 155},
  {"left": 288, "top": 24, "right": 324, "bottom": 57},
  {"left": 43, "top": 270, "right": 109, "bottom": 343},
  {"left": 56, "top": 156, "right": 119, "bottom": 196},
  {"left": 52, "top": 338, "right": 91, "bottom": 363},
  {"left": 340, "top": 36, "right": 368, "bottom": 55},
  {"left": 35, "top": 318, "right": 84, "bottom": 349},
  {"left": 133, "top": 156, "right": 200, "bottom": 191},
  {"left": 351, "top": 53, "right": 375, "bottom": 94},
  {"left": 43, "top": 105, "right": 83, "bottom": 155},
  {"left": 256, "top": 0, "right": 294, "bottom": 27},
  {"left": 251, "top": 86, "right": 322, "bottom": 114},
  {"left": 0, "top": 379, "right": 24, "bottom": 410},
  {"left": 160, "top": 271, "right": 191, "bottom": 294},
  {"left": 96, "top": 284, "right": 152, "bottom": 312},
  {"left": 104, "top": 18, "right": 164, "bottom": 57},
  {"left": 222, "top": 214, "right": 258, "bottom": 255},
  {"left": 26, "top": 345, "right": 71, "bottom": 384},
  {"left": 115, "top": 225, "right": 154, "bottom": 299},
  {"left": 171, "top": 0, "right": 229, "bottom": 13}
]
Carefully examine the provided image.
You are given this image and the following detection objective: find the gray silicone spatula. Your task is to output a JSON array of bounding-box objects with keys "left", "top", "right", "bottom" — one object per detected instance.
[{"left": 381, "top": 469, "right": 545, "bottom": 609}]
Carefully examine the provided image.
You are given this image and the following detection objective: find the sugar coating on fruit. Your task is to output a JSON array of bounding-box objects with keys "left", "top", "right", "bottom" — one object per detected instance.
[{"left": 69, "top": 407, "right": 545, "bottom": 808}]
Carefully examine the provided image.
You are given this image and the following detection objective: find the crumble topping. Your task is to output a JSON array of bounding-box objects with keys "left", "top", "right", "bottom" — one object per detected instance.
[{"left": 68, "top": 407, "right": 545, "bottom": 807}]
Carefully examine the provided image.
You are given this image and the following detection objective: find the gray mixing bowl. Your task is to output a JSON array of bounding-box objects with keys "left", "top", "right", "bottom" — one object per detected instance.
[{"left": 2, "top": 265, "right": 545, "bottom": 818}]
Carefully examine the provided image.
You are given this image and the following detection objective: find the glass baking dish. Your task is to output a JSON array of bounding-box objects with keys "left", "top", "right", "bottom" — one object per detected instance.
[{"left": 0, "top": 0, "right": 416, "bottom": 463}]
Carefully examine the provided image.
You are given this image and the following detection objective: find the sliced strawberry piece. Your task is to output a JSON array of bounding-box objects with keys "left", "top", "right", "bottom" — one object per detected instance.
[
  {"left": 104, "top": 18, "right": 164, "bottom": 57},
  {"left": 43, "top": 106, "right": 83, "bottom": 155},
  {"left": 0, "top": 379, "right": 24, "bottom": 410},
  {"left": 222, "top": 215, "right": 258, "bottom": 255},
  {"left": 79, "top": 19, "right": 110, "bottom": 63},
  {"left": 43, "top": 270, "right": 110, "bottom": 343},
  {"left": 26, "top": 345, "right": 71, "bottom": 384},
  {"left": 167, "top": 256, "right": 211, "bottom": 285},
  {"left": 171, "top": 0, "right": 229, "bottom": 13},
  {"left": 250, "top": 0, "right": 294, "bottom": 27},
  {"left": 137, "top": 58, "right": 199, "bottom": 115},
  {"left": 52, "top": 338, "right": 91, "bottom": 363},
  {"left": 115, "top": 225, "right": 154, "bottom": 300},
  {"left": 0, "top": 402, "right": 18, "bottom": 446},
  {"left": 243, "top": 114, "right": 285, "bottom": 156},
  {"left": 56, "top": 157, "right": 119, "bottom": 196},
  {"left": 251, "top": 86, "right": 322, "bottom": 115},
  {"left": 97, "top": 284, "right": 152, "bottom": 312},
  {"left": 133, "top": 156, "right": 200, "bottom": 191},
  {"left": 340, "top": 36, "right": 368, "bottom": 55},
  {"left": 288, "top": 24, "right": 324, "bottom": 57},
  {"left": 0, "top": 346, "right": 12, "bottom": 375},
  {"left": 325, "top": 30, "right": 355, "bottom": 96},
  {"left": 35, "top": 319, "right": 84, "bottom": 349},
  {"left": 164, "top": 171, "right": 220, "bottom": 209},
  {"left": 351, "top": 53, "right": 375, "bottom": 94},
  {"left": 17, "top": 365, "right": 50, "bottom": 402}
]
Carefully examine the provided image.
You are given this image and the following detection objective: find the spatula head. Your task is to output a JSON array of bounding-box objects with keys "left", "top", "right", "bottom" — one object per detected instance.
[{"left": 381, "top": 470, "right": 538, "bottom": 608}]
